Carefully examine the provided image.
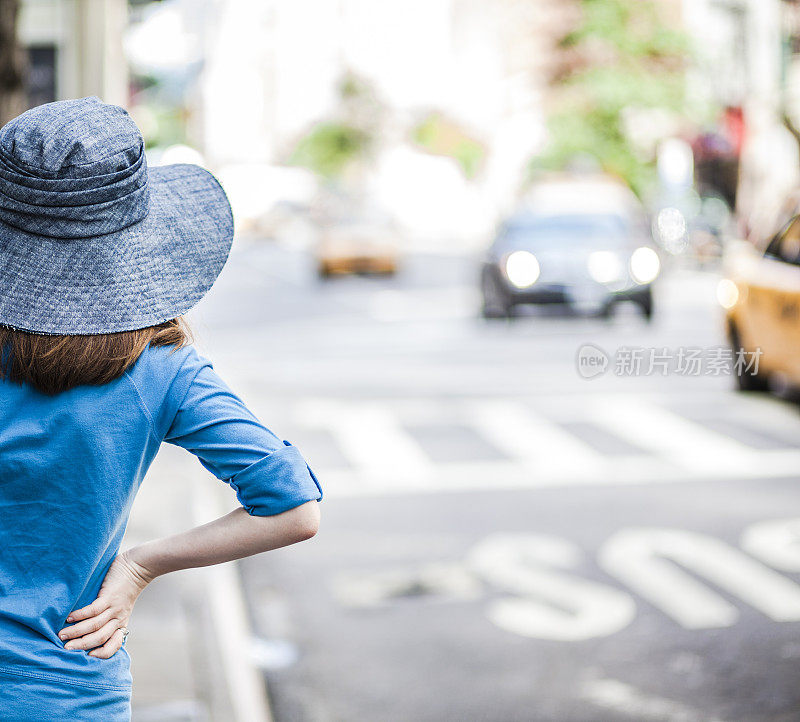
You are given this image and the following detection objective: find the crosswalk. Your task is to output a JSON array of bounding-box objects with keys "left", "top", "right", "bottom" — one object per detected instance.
[{"left": 254, "top": 393, "right": 800, "bottom": 498}]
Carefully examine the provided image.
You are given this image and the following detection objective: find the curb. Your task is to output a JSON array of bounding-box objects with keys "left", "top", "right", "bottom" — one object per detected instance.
[{"left": 191, "top": 470, "right": 273, "bottom": 722}]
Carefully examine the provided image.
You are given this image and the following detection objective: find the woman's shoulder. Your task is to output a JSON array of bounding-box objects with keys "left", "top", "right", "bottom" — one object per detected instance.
[
  {"left": 126, "top": 342, "right": 213, "bottom": 407},
  {"left": 122, "top": 343, "right": 221, "bottom": 437}
]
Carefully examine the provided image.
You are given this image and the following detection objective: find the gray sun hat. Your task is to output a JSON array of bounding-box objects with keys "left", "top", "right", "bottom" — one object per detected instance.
[{"left": 0, "top": 96, "right": 234, "bottom": 335}]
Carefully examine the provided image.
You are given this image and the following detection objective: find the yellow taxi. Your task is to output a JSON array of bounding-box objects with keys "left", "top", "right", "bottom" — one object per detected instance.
[
  {"left": 316, "top": 209, "right": 400, "bottom": 278},
  {"left": 720, "top": 196, "right": 800, "bottom": 390}
]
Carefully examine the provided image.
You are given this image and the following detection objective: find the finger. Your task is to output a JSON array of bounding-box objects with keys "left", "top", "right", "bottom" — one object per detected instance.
[
  {"left": 88, "top": 628, "right": 126, "bottom": 660},
  {"left": 67, "top": 598, "right": 109, "bottom": 623},
  {"left": 59, "top": 608, "right": 114, "bottom": 641},
  {"left": 64, "top": 618, "right": 122, "bottom": 651}
]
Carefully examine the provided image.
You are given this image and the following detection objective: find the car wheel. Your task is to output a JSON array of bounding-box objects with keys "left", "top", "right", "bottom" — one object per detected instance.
[
  {"left": 729, "top": 324, "right": 769, "bottom": 392},
  {"left": 481, "top": 269, "right": 512, "bottom": 319},
  {"left": 596, "top": 302, "right": 614, "bottom": 320},
  {"left": 482, "top": 305, "right": 512, "bottom": 319},
  {"left": 638, "top": 288, "right": 654, "bottom": 322},
  {"left": 734, "top": 363, "right": 769, "bottom": 392}
]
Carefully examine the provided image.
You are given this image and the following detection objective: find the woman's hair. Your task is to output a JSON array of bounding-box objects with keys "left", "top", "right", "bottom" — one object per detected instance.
[{"left": 0, "top": 317, "right": 192, "bottom": 395}]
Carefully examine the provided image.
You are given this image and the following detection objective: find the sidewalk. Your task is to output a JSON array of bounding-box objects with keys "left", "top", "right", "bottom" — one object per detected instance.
[{"left": 122, "top": 445, "right": 269, "bottom": 722}]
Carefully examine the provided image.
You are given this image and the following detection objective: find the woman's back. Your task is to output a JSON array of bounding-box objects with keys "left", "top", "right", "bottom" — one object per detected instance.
[
  {"left": 0, "top": 342, "right": 322, "bottom": 715},
  {"left": 0, "top": 344, "right": 182, "bottom": 691}
]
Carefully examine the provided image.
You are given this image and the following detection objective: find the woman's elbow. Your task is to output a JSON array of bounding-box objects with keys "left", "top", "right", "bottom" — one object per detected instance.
[{"left": 289, "top": 500, "right": 320, "bottom": 542}]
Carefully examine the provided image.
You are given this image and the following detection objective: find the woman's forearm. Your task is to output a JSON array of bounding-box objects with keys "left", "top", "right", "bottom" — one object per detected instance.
[
  {"left": 59, "top": 502, "right": 319, "bottom": 657},
  {"left": 125, "top": 500, "right": 320, "bottom": 581}
]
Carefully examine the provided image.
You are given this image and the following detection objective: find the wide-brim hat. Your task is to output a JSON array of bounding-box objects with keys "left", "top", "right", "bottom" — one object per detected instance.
[{"left": 0, "top": 97, "right": 234, "bottom": 335}]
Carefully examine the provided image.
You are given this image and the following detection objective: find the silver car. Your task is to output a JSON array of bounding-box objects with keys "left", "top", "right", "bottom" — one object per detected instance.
[{"left": 480, "top": 179, "right": 661, "bottom": 320}]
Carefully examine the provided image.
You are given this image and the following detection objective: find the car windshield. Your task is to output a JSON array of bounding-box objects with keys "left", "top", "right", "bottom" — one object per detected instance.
[{"left": 498, "top": 214, "right": 634, "bottom": 250}]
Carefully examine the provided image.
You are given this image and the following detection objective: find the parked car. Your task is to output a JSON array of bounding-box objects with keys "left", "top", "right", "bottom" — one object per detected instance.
[
  {"left": 721, "top": 199, "right": 800, "bottom": 391},
  {"left": 481, "top": 178, "right": 660, "bottom": 319}
]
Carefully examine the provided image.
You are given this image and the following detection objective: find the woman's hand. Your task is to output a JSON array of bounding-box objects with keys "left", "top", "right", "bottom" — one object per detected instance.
[
  {"left": 59, "top": 550, "right": 154, "bottom": 659},
  {"left": 56, "top": 502, "right": 319, "bottom": 659}
]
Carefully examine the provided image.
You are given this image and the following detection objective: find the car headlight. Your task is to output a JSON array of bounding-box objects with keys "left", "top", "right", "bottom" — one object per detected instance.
[
  {"left": 588, "top": 251, "right": 624, "bottom": 284},
  {"left": 505, "top": 251, "right": 540, "bottom": 288},
  {"left": 630, "top": 247, "right": 660, "bottom": 284},
  {"left": 716, "top": 278, "right": 739, "bottom": 309}
]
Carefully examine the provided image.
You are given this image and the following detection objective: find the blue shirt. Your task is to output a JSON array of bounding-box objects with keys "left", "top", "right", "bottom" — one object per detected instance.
[{"left": 0, "top": 343, "right": 322, "bottom": 693}]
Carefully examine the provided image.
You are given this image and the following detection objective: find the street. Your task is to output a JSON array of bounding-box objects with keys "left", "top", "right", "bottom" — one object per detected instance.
[
  {"left": 196, "top": 240, "right": 800, "bottom": 722},
  {"left": 7, "top": 2, "right": 800, "bottom": 722}
]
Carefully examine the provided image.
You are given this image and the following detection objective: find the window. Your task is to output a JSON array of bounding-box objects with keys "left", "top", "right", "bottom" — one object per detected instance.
[{"left": 26, "top": 46, "right": 57, "bottom": 109}]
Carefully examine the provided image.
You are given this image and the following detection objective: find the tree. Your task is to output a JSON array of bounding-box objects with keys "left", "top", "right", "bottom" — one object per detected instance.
[
  {"left": 0, "top": 0, "right": 26, "bottom": 126},
  {"left": 534, "top": 0, "right": 690, "bottom": 197},
  {"left": 412, "top": 112, "right": 485, "bottom": 179},
  {"left": 290, "top": 72, "right": 382, "bottom": 182}
]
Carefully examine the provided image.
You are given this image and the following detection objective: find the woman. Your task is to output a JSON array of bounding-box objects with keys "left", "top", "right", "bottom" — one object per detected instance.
[{"left": 0, "top": 97, "right": 322, "bottom": 720}]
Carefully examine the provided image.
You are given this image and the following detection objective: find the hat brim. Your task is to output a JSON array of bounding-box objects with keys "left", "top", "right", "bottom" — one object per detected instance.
[{"left": 0, "top": 164, "right": 234, "bottom": 335}]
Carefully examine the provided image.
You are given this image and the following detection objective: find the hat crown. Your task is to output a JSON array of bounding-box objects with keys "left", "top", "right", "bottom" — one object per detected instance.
[
  {"left": 0, "top": 97, "right": 142, "bottom": 177},
  {"left": 0, "top": 97, "right": 150, "bottom": 239}
]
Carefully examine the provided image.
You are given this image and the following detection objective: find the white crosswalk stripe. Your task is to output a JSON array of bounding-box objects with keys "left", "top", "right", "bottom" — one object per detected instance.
[
  {"left": 294, "top": 399, "right": 435, "bottom": 491},
  {"left": 286, "top": 395, "right": 800, "bottom": 498},
  {"left": 465, "top": 399, "right": 608, "bottom": 478},
  {"left": 584, "top": 396, "right": 762, "bottom": 475}
]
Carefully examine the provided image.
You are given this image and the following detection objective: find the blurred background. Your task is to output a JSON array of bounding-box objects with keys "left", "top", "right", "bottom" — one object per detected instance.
[{"left": 5, "top": 1, "right": 800, "bottom": 720}]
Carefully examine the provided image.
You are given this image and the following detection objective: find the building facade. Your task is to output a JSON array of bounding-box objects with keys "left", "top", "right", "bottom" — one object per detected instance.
[{"left": 19, "top": 0, "right": 128, "bottom": 109}]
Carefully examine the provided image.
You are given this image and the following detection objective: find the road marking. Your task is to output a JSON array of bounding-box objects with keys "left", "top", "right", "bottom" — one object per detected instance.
[
  {"left": 465, "top": 400, "right": 607, "bottom": 478},
  {"left": 580, "top": 677, "right": 729, "bottom": 722},
  {"left": 599, "top": 528, "right": 800, "bottom": 629},
  {"left": 332, "top": 563, "right": 482, "bottom": 608},
  {"left": 741, "top": 517, "right": 800, "bottom": 572},
  {"left": 468, "top": 534, "right": 636, "bottom": 641},
  {"left": 329, "top": 521, "right": 800, "bottom": 642},
  {"left": 585, "top": 397, "right": 758, "bottom": 475},
  {"left": 295, "top": 399, "right": 434, "bottom": 489},
  {"left": 290, "top": 396, "right": 800, "bottom": 497}
]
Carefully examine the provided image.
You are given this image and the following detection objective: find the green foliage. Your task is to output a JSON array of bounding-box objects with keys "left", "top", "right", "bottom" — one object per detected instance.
[
  {"left": 412, "top": 113, "right": 486, "bottom": 178},
  {"left": 130, "top": 103, "right": 187, "bottom": 150},
  {"left": 290, "top": 71, "right": 381, "bottom": 180},
  {"left": 290, "top": 121, "right": 370, "bottom": 179},
  {"left": 561, "top": 0, "right": 688, "bottom": 60},
  {"left": 535, "top": 0, "right": 691, "bottom": 197},
  {"left": 534, "top": 108, "right": 652, "bottom": 195}
]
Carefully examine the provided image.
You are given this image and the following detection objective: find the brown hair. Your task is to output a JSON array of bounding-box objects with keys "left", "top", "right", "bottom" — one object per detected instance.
[{"left": 0, "top": 317, "right": 192, "bottom": 395}]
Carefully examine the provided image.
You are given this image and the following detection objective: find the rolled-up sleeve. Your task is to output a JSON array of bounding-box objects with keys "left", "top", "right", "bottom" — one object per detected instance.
[{"left": 163, "top": 351, "right": 322, "bottom": 516}]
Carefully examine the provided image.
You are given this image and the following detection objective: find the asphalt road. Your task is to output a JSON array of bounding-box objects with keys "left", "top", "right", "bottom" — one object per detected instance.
[{"left": 196, "top": 240, "right": 800, "bottom": 722}]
